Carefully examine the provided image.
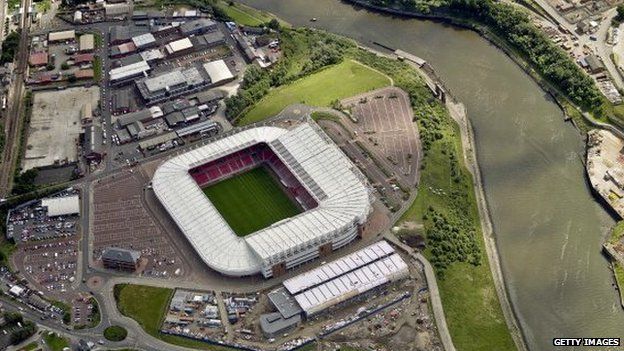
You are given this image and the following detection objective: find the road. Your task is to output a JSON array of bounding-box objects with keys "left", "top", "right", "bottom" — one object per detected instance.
[
  {"left": 0, "top": 0, "right": 31, "bottom": 197},
  {"left": 590, "top": 8, "right": 624, "bottom": 89},
  {"left": 531, "top": 0, "right": 578, "bottom": 36}
]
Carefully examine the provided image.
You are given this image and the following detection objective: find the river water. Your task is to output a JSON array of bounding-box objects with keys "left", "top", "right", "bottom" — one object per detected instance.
[{"left": 237, "top": 0, "right": 624, "bottom": 349}]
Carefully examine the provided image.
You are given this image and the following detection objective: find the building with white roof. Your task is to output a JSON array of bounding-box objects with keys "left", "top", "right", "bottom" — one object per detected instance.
[
  {"left": 261, "top": 240, "right": 408, "bottom": 335},
  {"left": 203, "top": 60, "right": 234, "bottom": 84},
  {"left": 136, "top": 66, "right": 208, "bottom": 104},
  {"left": 165, "top": 37, "right": 193, "bottom": 55},
  {"left": 41, "top": 195, "right": 80, "bottom": 217},
  {"left": 153, "top": 122, "right": 373, "bottom": 278},
  {"left": 48, "top": 30, "right": 75, "bottom": 42},
  {"left": 109, "top": 60, "right": 150, "bottom": 84},
  {"left": 132, "top": 33, "right": 156, "bottom": 49}
]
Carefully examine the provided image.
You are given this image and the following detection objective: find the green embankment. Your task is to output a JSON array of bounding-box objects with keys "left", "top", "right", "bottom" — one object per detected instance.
[
  {"left": 215, "top": 1, "right": 276, "bottom": 26},
  {"left": 228, "top": 24, "right": 515, "bottom": 350},
  {"left": 203, "top": 166, "right": 301, "bottom": 236},
  {"left": 239, "top": 60, "right": 390, "bottom": 125},
  {"left": 114, "top": 284, "right": 234, "bottom": 350}
]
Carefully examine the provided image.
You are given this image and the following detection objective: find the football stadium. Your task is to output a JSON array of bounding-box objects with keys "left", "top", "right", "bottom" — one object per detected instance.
[{"left": 152, "top": 121, "right": 373, "bottom": 278}]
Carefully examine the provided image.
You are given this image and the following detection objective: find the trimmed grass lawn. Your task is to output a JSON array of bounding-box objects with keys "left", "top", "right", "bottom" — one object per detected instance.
[
  {"left": 203, "top": 167, "right": 301, "bottom": 236},
  {"left": 114, "top": 284, "right": 234, "bottom": 351},
  {"left": 238, "top": 60, "right": 391, "bottom": 125},
  {"left": 104, "top": 325, "right": 128, "bottom": 341},
  {"left": 43, "top": 332, "right": 69, "bottom": 351}
]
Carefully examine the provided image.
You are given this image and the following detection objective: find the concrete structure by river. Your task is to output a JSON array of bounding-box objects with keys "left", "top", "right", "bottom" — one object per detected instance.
[{"left": 238, "top": 0, "right": 624, "bottom": 349}]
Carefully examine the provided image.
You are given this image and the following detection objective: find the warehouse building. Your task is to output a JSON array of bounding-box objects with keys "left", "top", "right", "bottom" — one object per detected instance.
[
  {"left": 29, "top": 51, "right": 48, "bottom": 67},
  {"left": 165, "top": 37, "right": 194, "bottom": 56},
  {"left": 140, "top": 48, "right": 164, "bottom": 63},
  {"left": 48, "top": 30, "right": 75, "bottom": 43},
  {"left": 110, "top": 42, "right": 137, "bottom": 58},
  {"left": 109, "top": 60, "right": 150, "bottom": 84},
  {"left": 132, "top": 33, "right": 156, "bottom": 49},
  {"left": 110, "top": 25, "right": 131, "bottom": 44},
  {"left": 175, "top": 119, "right": 218, "bottom": 137},
  {"left": 260, "top": 241, "right": 408, "bottom": 337},
  {"left": 112, "top": 89, "right": 132, "bottom": 114},
  {"left": 202, "top": 60, "right": 234, "bottom": 85},
  {"left": 79, "top": 34, "right": 94, "bottom": 52},
  {"left": 83, "top": 125, "right": 103, "bottom": 162},
  {"left": 191, "top": 31, "right": 226, "bottom": 51},
  {"left": 179, "top": 18, "right": 217, "bottom": 36},
  {"left": 41, "top": 195, "right": 80, "bottom": 217},
  {"left": 136, "top": 66, "right": 208, "bottom": 104},
  {"left": 116, "top": 106, "right": 163, "bottom": 128},
  {"left": 102, "top": 247, "right": 141, "bottom": 272}
]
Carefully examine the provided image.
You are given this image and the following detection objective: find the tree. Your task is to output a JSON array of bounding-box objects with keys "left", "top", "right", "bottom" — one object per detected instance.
[
  {"left": 267, "top": 18, "right": 280, "bottom": 31},
  {"left": 60, "top": 62, "right": 69, "bottom": 70},
  {"left": 616, "top": 5, "right": 624, "bottom": 23}
]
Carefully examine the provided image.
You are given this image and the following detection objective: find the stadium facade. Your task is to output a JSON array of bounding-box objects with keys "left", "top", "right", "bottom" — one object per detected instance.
[{"left": 152, "top": 122, "right": 373, "bottom": 278}]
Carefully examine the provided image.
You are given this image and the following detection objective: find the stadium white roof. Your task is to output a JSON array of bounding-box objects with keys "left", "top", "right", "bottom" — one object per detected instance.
[
  {"left": 109, "top": 60, "right": 150, "bottom": 82},
  {"left": 152, "top": 123, "right": 372, "bottom": 276},
  {"left": 41, "top": 195, "right": 80, "bottom": 217},
  {"left": 203, "top": 60, "right": 234, "bottom": 84}
]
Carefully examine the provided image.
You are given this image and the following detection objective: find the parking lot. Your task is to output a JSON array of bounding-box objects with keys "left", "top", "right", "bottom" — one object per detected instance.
[
  {"left": 14, "top": 238, "right": 78, "bottom": 297},
  {"left": 340, "top": 87, "right": 420, "bottom": 185},
  {"left": 91, "top": 169, "right": 185, "bottom": 278}
]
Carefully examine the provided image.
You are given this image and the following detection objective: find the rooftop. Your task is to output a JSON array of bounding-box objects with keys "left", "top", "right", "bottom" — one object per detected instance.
[{"left": 152, "top": 122, "right": 372, "bottom": 276}]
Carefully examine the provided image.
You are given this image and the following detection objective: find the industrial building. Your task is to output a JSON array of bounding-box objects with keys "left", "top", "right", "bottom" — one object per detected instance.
[
  {"left": 190, "top": 31, "right": 226, "bottom": 51},
  {"left": 260, "top": 241, "right": 408, "bottom": 336},
  {"left": 202, "top": 60, "right": 234, "bottom": 85},
  {"left": 179, "top": 18, "right": 217, "bottom": 36},
  {"left": 79, "top": 34, "right": 94, "bottom": 52},
  {"left": 83, "top": 125, "right": 103, "bottom": 162},
  {"left": 109, "top": 60, "right": 150, "bottom": 84},
  {"left": 41, "top": 195, "right": 80, "bottom": 217},
  {"left": 152, "top": 122, "right": 373, "bottom": 278},
  {"left": 140, "top": 48, "right": 165, "bottom": 63},
  {"left": 101, "top": 247, "right": 141, "bottom": 271},
  {"left": 109, "top": 25, "right": 131, "bottom": 44},
  {"left": 116, "top": 106, "right": 163, "bottom": 128},
  {"left": 165, "top": 37, "right": 194, "bottom": 56},
  {"left": 48, "top": 30, "right": 75, "bottom": 43},
  {"left": 132, "top": 33, "right": 156, "bottom": 49},
  {"left": 136, "top": 66, "right": 208, "bottom": 104},
  {"left": 29, "top": 52, "right": 48, "bottom": 67},
  {"left": 110, "top": 42, "right": 137, "bottom": 58}
]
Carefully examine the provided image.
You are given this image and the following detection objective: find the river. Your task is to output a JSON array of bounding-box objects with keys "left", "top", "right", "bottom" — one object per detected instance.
[{"left": 237, "top": 0, "right": 624, "bottom": 349}]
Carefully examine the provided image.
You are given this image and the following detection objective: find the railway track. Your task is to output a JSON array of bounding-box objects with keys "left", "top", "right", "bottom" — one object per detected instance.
[{"left": 0, "top": 0, "right": 32, "bottom": 197}]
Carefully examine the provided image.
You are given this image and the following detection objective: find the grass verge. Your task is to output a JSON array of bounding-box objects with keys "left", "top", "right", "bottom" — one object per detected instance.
[
  {"left": 614, "top": 263, "right": 624, "bottom": 306},
  {"left": 239, "top": 60, "right": 390, "bottom": 125}
]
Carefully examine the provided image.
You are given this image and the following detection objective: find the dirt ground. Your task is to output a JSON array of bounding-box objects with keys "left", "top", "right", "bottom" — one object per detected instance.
[{"left": 24, "top": 86, "right": 99, "bottom": 170}]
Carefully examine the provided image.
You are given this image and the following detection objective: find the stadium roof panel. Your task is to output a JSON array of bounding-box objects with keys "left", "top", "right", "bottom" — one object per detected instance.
[{"left": 153, "top": 123, "right": 372, "bottom": 277}]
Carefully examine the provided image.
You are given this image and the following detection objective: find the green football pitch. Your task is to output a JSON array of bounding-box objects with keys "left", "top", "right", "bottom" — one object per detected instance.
[{"left": 202, "top": 167, "right": 302, "bottom": 237}]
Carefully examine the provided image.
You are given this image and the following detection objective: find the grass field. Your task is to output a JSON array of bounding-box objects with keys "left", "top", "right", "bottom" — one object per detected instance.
[
  {"left": 203, "top": 167, "right": 301, "bottom": 236},
  {"left": 398, "top": 121, "right": 516, "bottom": 350},
  {"left": 114, "top": 284, "right": 234, "bottom": 351},
  {"left": 238, "top": 60, "right": 391, "bottom": 125},
  {"left": 43, "top": 332, "right": 69, "bottom": 351},
  {"left": 216, "top": 1, "right": 281, "bottom": 27}
]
